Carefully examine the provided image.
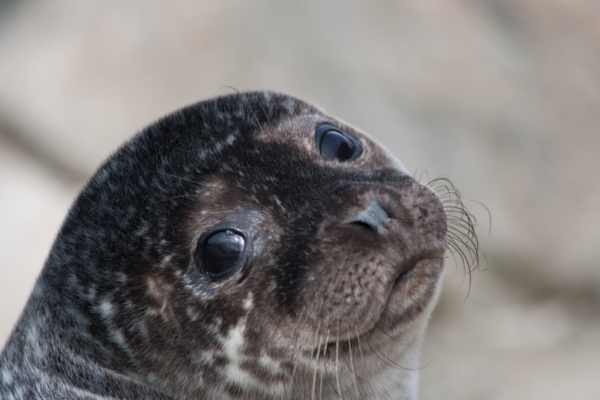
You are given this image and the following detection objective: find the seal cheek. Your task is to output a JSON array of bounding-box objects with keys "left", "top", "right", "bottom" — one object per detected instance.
[{"left": 145, "top": 275, "right": 176, "bottom": 321}]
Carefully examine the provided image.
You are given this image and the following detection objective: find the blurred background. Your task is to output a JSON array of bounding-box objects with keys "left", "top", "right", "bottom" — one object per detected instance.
[{"left": 0, "top": 0, "right": 599, "bottom": 398}]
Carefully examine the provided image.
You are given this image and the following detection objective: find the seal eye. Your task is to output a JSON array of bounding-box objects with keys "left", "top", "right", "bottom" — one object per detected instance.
[
  {"left": 315, "top": 124, "right": 360, "bottom": 162},
  {"left": 202, "top": 230, "right": 245, "bottom": 278}
]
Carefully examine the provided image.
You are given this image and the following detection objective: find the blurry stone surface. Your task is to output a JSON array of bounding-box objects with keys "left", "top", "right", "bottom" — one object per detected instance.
[
  {"left": 421, "top": 267, "right": 600, "bottom": 399},
  {"left": 0, "top": 131, "right": 79, "bottom": 347},
  {"left": 0, "top": 0, "right": 599, "bottom": 398}
]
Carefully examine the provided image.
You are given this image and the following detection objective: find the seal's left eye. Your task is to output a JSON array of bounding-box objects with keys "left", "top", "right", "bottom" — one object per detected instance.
[
  {"left": 202, "top": 230, "right": 245, "bottom": 278},
  {"left": 315, "top": 124, "right": 360, "bottom": 162}
]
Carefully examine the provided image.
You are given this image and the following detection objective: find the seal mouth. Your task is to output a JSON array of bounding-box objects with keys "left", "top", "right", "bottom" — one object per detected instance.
[
  {"left": 392, "top": 252, "right": 439, "bottom": 282},
  {"left": 306, "top": 254, "right": 445, "bottom": 348},
  {"left": 361, "top": 254, "right": 446, "bottom": 337},
  {"left": 393, "top": 261, "right": 418, "bottom": 285},
  {"left": 390, "top": 254, "right": 445, "bottom": 294}
]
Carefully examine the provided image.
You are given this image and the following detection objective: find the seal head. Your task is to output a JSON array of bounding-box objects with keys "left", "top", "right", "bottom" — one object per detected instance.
[{"left": 0, "top": 92, "right": 452, "bottom": 399}]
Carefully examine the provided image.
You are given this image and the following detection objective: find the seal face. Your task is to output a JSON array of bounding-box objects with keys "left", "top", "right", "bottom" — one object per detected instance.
[{"left": 0, "top": 92, "right": 467, "bottom": 399}]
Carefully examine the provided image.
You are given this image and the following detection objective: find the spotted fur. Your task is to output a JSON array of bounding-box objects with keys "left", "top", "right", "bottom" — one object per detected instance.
[{"left": 0, "top": 92, "right": 455, "bottom": 399}]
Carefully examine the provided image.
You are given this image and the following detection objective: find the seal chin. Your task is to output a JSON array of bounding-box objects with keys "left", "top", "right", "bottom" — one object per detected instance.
[{"left": 369, "top": 256, "right": 446, "bottom": 340}]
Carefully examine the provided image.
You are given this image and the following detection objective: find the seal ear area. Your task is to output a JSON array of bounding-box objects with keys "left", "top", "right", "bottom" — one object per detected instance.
[{"left": 187, "top": 209, "right": 270, "bottom": 287}]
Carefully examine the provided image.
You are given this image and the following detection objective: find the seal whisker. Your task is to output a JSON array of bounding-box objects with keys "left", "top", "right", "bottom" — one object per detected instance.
[
  {"left": 447, "top": 227, "right": 479, "bottom": 274},
  {"left": 219, "top": 85, "right": 240, "bottom": 95},
  {"left": 428, "top": 176, "right": 482, "bottom": 278},
  {"left": 372, "top": 342, "right": 418, "bottom": 371},
  {"left": 348, "top": 335, "right": 359, "bottom": 400},
  {"left": 311, "top": 324, "right": 323, "bottom": 400},
  {"left": 251, "top": 112, "right": 265, "bottom": 137},
  {"left": 449, "top": 229, "right": 479, "bottom": 265},
  {"left": 354, "top": 330, "right": 376, "bottom": 398},
  {"left": 288, "top": 303, "right": 322, "bottom": 400},
  {"left": 286, "top": 325, "right": 304, "bottom": 399},
  {"left": 282, "top": 328, "right": 299, "bottom": 400},
  {"left": 413, "top": 167, "right": 431, "bottom": 185},
  {"left": 319, "top": 327, "right": 329, "bottom": 400},
  {"left": 305, "top": 320, "right": 321, "bottom": 400},
  {"left": 335, "top": 325, "right": 343, "bottom": 399}
]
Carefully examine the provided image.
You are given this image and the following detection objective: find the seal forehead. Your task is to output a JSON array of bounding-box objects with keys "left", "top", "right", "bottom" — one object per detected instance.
[{"left": 255, "top": 113, "right": 403, "bottom": 173}]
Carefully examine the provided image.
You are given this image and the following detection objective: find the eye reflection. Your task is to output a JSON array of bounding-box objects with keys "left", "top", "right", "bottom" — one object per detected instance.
[
  {"left": 320, "top": 130, "right": 355, "bottom": 161},
  {"left": 202, "top": 230, "right": 245, "bottom": 278}
]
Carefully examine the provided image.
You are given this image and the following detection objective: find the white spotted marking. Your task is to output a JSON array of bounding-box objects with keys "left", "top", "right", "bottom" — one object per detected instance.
[
  {"left": 158, "top": 254, "right": 173, "bottom": 269},
  {"left": 134, "top": 224, "right": 149, "bottom": 237},
  {"left": 243, "top": 293, "right": 253, "bottom": 311},
  {"left": 116, "top": 272, "right": 128, "bottom": 283},
  {"left": 84, "top": 286, "right": 97, "bottom": 302},
  {"left": 259, "top": 354, "right": 282, "bottom": 374},
  {"left": 111, "top": 329, "right": 128, "bottom": 347},
  {"left": 2, "top": 369, "right": 13, "bottom": 385},
  {"left": 218, "top": 318, "right": 285, "bottom": 394},
  {"left": 99, "top": 299, "right": 114, "bottom": 319},
  {"left": 26, "top": 323, "right": 45, "bottom": 359},
  {"left": 221, "top": 319, "right": 254, "bottom": 386},
  {"left": 186, "top": 306, "right": 199, "bottom": 321}
]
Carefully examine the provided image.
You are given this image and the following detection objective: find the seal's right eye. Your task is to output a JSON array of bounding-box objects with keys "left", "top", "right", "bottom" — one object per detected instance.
[{"left": 202, "top": 230, "right": 245, "bottom": 278}]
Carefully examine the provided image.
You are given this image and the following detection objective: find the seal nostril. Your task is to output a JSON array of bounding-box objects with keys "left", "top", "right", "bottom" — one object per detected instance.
[
  {"left": 350, "top": 220, "right": 374, "bottom": 231},
  {"left": 347, "top": 198, "right": 391, "bottom": 232}
]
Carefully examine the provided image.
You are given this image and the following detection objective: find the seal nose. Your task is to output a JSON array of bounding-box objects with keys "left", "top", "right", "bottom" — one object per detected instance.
[{"left": 347, "top": 198, "right": 391, "bottom": 232}]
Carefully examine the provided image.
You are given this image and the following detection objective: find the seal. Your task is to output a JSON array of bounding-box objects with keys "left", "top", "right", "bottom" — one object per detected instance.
[{"left": 0, "top": 91, "right": 477, "bottom": 399}]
